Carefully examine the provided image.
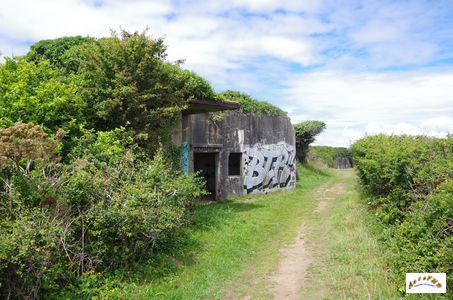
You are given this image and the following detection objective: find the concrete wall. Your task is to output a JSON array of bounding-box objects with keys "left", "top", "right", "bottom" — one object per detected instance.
[{"left": 182, "top": 111, "right": 296, "bottom": 199}]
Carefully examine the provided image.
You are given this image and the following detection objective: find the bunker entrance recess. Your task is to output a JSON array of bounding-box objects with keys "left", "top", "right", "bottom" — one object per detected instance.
[{"left": 193, "top": 152, "right": 218, "bottom": 198}]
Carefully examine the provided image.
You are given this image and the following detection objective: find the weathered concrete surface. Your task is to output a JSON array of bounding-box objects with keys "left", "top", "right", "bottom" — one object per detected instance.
[
  {"left": 182, "top": 111, "right": 296, "bottom": 199},
  {"left": 335, "top": 157, "right": 352, "bottom": 169}
]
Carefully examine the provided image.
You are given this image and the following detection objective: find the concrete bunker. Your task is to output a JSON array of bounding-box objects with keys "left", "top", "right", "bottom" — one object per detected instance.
[{"left": 175, "top": 99, "right": 296, "bottom": 199}]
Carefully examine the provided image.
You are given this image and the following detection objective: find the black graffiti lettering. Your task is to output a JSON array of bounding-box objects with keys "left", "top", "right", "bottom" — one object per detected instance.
[{"left": 243, "top": 143, "right": 296, "bottom": 194}]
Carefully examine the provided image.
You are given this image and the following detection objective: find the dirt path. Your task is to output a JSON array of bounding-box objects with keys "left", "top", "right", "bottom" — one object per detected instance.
[
  {"left": 267, "top": 174, "right": 349, "bottom": 300},
  {"left": 268, "top": 225, "right": 312, "bottom": 299}
]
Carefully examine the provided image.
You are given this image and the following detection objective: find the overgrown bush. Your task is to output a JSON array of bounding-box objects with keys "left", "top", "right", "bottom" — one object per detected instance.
[
  {"left": 0, "top": 123, "right": 206, "bottom": 298},
  {"left": 75, "top": 30, "right": 219, "bottom": 153},
  {"left": 351, "top": 135, "right": 452, "bottom": 292},
  {"left": 0, "top": 57, "right": 85, "bottom": 153}
]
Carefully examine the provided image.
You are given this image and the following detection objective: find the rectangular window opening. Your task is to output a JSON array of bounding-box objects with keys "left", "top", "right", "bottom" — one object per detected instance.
[{"left": 228, "top": 152, "right": 242, "bottom": 176}]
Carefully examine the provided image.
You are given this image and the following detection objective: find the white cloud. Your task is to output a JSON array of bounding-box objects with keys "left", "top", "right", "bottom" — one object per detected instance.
[
  {"left": 0, "top": 0, "right": 452, "bottom": 146},
  {"left": 286, "top": 70, "right": 453, "bottom": 146},
  {"left": 0, "top": 0, "right": 324, "bottom": 96},
  {"left": 0, "top": 0, "right": 321, "bottom": 72},
  {"left": 421, "top": 116, "right": 453, "bottom": 130},
  {"left": 0, "top": 0, "right": 172, "bottom": 40},
  {"left": 231, "top": 0, "right": 322, "bottom": 13},
  {"left": 175, "top": 0, "right": 323, "bottom": 14},
  {"left": 1, "top": 0, "right": 450, "bottom": 73},
  {"left": 0, "top": 37, "right": 29, "bottom": 58},
  {"left": 366, "top": 117, "right": 453, "bottom": 137}
]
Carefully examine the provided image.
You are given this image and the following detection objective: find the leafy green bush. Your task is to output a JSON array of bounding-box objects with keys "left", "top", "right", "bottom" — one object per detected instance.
[
  {"left": 218, "top": 90, "right": 286, "bottom": 116},
  {"left": 175, "top": 69, "right": 218, "bottom": 100},
  {"left": 68, "top": 126, "right": 136, "bottom": 166},
  {"left": 0, "top": 57, "right": 85, "bottom": 153},
  {"left": 351, "top": 135, "right": 452, "bottom": 291},
  {"left": 0, "top": 123, "right": 206, "bottom": 298},
  {"left": 390, "top": 179, "right": 452, "bottom": 274}
]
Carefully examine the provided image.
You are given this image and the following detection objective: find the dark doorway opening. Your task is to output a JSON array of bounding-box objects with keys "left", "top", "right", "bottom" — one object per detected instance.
[
  {"left": 193, "top": 152, "right": 217, "bottom": 197},
  {"left": 228, "top": 152, "right": 242, "bottom": 176}
]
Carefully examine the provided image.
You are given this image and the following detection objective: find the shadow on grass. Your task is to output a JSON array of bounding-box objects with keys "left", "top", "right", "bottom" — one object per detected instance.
[{"left": 190, "top": 200, "right": 264, "bottom": 233}]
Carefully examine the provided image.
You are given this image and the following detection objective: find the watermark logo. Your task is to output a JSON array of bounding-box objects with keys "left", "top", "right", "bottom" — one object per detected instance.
[{"left": 406, "top": 273, "right": 446, "bottom": 293}]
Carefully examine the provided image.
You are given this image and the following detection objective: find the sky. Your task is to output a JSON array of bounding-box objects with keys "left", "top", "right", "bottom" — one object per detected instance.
[{"left": 1, "top": 0, "right": 452, "bottom": 146}]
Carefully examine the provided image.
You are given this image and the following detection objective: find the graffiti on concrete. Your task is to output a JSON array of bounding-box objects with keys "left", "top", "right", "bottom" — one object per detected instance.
[
  {"left": 181, "top": 141, "right": 189, "bottom": 173},
  {"left": 242, "top": 142, "right": 296, "bottom": 194}
]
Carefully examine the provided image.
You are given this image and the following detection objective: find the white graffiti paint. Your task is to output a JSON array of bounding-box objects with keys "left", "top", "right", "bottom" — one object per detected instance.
[{"left": 242, "top": 142, "right": 296, "bottom": 194}]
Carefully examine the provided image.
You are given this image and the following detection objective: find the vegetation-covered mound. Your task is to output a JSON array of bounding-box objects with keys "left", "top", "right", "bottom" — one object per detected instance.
[
  {"left": 218, "top": 90, "right": 287, "bottom": 116},
  {"left": 351, "top": 135, "right": 452, "bottom": 292}
]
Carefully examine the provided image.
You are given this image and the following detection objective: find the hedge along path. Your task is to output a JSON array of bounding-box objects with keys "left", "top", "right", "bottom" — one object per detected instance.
[{"left": 267, "top": 170, "right": 351, "bottom": 299}]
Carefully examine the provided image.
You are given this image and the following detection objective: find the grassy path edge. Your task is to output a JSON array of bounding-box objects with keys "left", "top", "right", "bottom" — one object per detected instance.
[
  {"left": 100, "top": 167, "right": 399, "bottom": 299},
  {"left": 223, "top": 169, "right": 398, "bottom": 299},
  {"left": 100, "top": 164, "right": 329, "bottom": 299}
]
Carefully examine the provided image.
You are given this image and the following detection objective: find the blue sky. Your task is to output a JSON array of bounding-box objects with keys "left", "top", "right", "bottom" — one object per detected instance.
[{"left": 1, "top": 0, "right": 452, "bottom": 146}]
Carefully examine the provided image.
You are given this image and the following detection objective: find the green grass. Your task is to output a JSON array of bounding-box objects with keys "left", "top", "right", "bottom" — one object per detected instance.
[
  {"left": 298, "top": 169, "right": 448, "bottom": 299},
  {"left": 94, "top": 166, "right": 405, "bottom": 299},
  {"left": 224, "top": 169, "right": 399, "bottom": 299},
  {"left": 300, "top": 169, "right": 397, "bottom": 299},
  {"left": 97, "top": 164, "right": 329, "bottom": 299}
]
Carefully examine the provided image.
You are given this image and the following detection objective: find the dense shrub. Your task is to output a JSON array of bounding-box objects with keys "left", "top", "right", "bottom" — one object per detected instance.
[
  {"left": 351, "top": 135, "right": 452, "bottom": 291},
  {"left": 176, "top": 69, "right": 218, "bottom": 100},
  {"left": 0, "top": 123, "right": 206, "bottom": 298},
  {"left": 75, "top": 30, "right": 219, "bottom": 153},
  {"left": 68, "top": 127, "right": 136, "bottom": 166},
  {"left": 0, "top": 122, "right": 63, "bottom": 170},
  {"left": 0, "top": 57, "right": 85, "bottom": 152}
]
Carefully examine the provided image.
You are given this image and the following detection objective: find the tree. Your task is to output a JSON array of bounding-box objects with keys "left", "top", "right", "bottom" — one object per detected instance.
[
  {"left": 75, "top": 30, "right": 217, "bottom": 151},
  {"left": 1, "top": 31, "right": 218, "bottom": 155},
  {"left": 294, "top": 120, "right": 326, "bottom": 162},
  {"left": 25, "top": 36, "right": 94, "bottom": 73}
]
